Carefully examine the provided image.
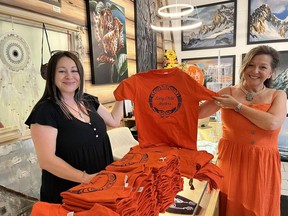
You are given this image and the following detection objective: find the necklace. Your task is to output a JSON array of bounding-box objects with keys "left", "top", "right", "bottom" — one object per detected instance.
[
  {"left": 64, "top": 102, "right": 85, "bottom": 120},
  {"left": 240, "top": 85, "right": 266, "bottom": 101}
]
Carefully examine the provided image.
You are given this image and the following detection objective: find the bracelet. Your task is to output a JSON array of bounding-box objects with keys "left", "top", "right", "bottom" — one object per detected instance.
[
  {"left": 234, "top": 103, "right": 242, "bottom": 112},
  {"left": 81, "top": 170, "right": 86, "bottom": 184}
]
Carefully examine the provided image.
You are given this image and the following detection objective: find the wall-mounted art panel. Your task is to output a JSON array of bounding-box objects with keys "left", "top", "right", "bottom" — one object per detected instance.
[
  {"left": 247, "top": 0, "right": 288, "bottom": 44},
  {"left": 182, "top": 55, "right": 235, "bottom": 91},
  {"left": 86, "top": 0, "right": 128, "bottom": 84},
  {"left": 181, "top": 0, "right": 237, "bottom": 51}
]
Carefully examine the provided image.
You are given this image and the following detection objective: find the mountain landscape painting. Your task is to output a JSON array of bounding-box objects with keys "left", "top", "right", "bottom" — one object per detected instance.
[
  {"left": 273, "top": 51, "right": 288, "bottom": 98},
  {"left": 181, "top": 0, "right": 236, "bottom": 51},
  {"left": 248, "top": 0, "right": 288, "bottom": 44}
]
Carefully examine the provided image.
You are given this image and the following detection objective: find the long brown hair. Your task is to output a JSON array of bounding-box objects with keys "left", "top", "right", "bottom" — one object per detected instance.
[
  {"left": 240, "top": 45, "right": 279, "bottom": 88},
  {"left": 33, "top": 51, "right": 85, "bottom": 119}
]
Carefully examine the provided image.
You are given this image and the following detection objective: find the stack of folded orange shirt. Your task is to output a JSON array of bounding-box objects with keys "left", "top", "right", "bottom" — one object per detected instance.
[
  {"left": 61, "top": 166, "right": 155, "bottom": 215},
  {"left": 106, "top": 145, "right": 183, "bottom": 214}
]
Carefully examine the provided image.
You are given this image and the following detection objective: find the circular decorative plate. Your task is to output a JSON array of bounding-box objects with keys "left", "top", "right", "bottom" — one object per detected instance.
[{"left": 0, "top": 32, "right": 31, "bottom": 72}]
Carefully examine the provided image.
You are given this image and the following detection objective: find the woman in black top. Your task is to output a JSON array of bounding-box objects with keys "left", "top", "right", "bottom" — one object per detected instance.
[{"left": 25, "top": 51, "right": 123, "bottom": 204}]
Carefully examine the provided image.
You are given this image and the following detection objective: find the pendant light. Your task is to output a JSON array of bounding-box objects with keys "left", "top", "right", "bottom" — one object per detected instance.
[
  {"left": 151, "top": 1, "right": 202, "bottom": 32},
  {"left": 158, "top": 4, "right": 194, "bottom": 18}
]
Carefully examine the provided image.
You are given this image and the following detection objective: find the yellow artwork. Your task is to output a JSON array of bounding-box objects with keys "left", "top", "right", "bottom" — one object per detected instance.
[{"left": 163, "top": 49, "right": 178, "bottom": 68}]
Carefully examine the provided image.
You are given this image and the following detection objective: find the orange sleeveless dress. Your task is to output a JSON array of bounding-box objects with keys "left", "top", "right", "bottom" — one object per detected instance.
[{"left": 218, "top": 89, "right": 281, "bottom": 216}]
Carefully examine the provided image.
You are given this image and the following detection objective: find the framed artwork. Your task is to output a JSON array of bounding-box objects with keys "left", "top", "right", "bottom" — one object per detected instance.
[
  {"left": 242, "top": 51, "right": 288, "bottom": 98},
  {"left": 181, "top": 0, "right": 237, "bottom": 51},
  {"left": 247, "top": 0, "right": 288, "bottom": 44},
  {"left": 182, "top": 55, "right": 235, "bottom": 91},
  {"left": 86, "top": 0, "right": 128, "bottom": 84}
]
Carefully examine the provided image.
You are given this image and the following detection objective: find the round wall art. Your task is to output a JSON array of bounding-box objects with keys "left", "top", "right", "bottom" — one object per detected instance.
[{"left": 0, "top": 32, "right": 31, "bottom": 72}]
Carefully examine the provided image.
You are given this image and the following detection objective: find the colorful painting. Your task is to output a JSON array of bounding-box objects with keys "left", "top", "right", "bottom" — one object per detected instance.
[
  {"left": 181, "top": 0, "right": 237, "bottom": 51},
  {"left": 182, "top": 55, "right": 235, "bottom": 91},
  {"left": 248, "top": 0, "right": 288, "bottom": 44},
  {"left": 86, "top": 0, "right": 128, "bottom": 84}
]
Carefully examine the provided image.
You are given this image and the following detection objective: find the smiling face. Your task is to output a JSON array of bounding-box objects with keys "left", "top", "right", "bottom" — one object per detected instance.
[
  {"left": 243, "top": 54, "right": 273, "bottom": 88},
  {"left": 54, "top": 56, "right": 80, "bottom": 97}
]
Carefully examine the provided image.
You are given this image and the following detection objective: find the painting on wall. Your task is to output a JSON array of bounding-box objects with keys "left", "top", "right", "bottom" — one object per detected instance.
[
  {"left": 182, "top": 55, "right": 235, "bottom": 91},
  {"left": 181, "top": 0, "right": 237, "bottom": 51},
  {"left": 242, "top": 51, "right": 288, "bottom": 98},
  {"left": 247, "top": 0, "right": 288, "bottom": 44},
  {"left": 86, "top": 0, "right": 128, "bottom": 84}
]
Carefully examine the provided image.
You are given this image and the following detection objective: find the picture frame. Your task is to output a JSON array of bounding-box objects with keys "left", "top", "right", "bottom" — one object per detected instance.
[
  {"left": 247, "top": 0, "right": 288, "bottom": 44},
  {"left": 182, "top": 55, "right": 235, "bottom": 91},
  {"left": 242, "top": 51, "right": 288, "bottom": 98},
  {"left": 86, "top": 0, "right": 128, "bottom": 84},
  {"left": 181, "top": 0, "right": 237, "bottom": 51}
]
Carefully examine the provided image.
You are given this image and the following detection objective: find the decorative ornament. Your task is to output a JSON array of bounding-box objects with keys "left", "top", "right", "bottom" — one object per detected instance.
[
  {"left": 179, "top": 63, "right": 204, "bottom": 85},
  {"left": 0, "top": 32, "right": 31, "bottom": 72},
  {"left": 186, "top": 64, "right": 204, "bottom": 85},
  {"left": 163, "top": 49, "right": 178, "bottom": 68},
  {"left": 0, "top": 32, "right": 39, "bottom": 134}
]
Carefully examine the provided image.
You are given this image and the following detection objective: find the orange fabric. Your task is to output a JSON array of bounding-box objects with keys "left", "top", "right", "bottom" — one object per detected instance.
[
  {"left": 30, "top": 202, "right": 70, "bottom": 216},
  {"left": 30, "top": 201, "right": 120, "bottom": 216},
  {"left": 107, "top": 146, "right": 184, "bottom": 213},
  {"left": 114, "top": 67, "right": 217, "bottom": 150},
  {"left": 61, "top": 147, "right": 183, "bottom": 215},
  {"left": 194, "top": 163, "right": 223, "bottom": 191},
  {"left": 218, "top": 94, "right": 281, "bottom": 215},
  {"left": 61, "top": 168, "right": 145, "bottom": 212},
  {"left": 130, "top": 145, "right": 223, "bottom": 190}
]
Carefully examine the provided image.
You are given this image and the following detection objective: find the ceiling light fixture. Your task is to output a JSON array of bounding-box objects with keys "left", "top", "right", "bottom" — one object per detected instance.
[
  {"left": 158, "top": 4, "right": 194, "bottom": 18},
  {"left": 151, "top": 2, "right": 202, "bottom": 32},
  {"left": 151, "top": 17, "right": 202, "bottom": 31}
]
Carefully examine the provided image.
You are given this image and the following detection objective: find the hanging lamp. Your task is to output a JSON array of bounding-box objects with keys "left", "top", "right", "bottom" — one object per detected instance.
[
  {"left": 158, "top": 4, "right": 194, "bottom": 18},
  {"left": 151, "top": 2, "right": 202, "bottom": 31}
]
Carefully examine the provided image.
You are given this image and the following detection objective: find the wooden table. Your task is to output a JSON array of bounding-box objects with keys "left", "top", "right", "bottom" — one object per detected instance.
[{"left": 160, "top": 178, "right": 219, "bottom": 216}]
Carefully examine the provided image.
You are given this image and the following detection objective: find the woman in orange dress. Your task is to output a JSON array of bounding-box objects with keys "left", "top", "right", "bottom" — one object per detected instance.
[{"left": 199, "top": 45, "right": 287, "bottom": 216}]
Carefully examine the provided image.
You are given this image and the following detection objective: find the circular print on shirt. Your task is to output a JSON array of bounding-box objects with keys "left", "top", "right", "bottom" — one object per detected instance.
[
  {"left": 148, "top": 84, "right": 182, "bottom": 118},
  {"left": 0, "top": 32, "right": 31, "bottom": 72}
]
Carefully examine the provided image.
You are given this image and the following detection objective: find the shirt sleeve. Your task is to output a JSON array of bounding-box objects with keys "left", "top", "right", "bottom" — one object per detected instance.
[
  {"left": 83, "top": 93, "right": 100, "bottom": 111},
  {"left": 113, "top": 75, "right": 137, "bottom": 101},
  {"left": 25, "top": 100, "right": 60, "bottom": 129},
  {"left": 187, "top": 74, "right": 219, "bottom": 101}
]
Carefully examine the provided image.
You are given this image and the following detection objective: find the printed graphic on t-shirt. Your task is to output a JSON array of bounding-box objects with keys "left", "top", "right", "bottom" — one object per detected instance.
[
  {"left": 148, "top": 84, "right": 182, "bottom": 118},
  {"left": 67, "top": 172, "right": 116, "bottom": 194}
]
